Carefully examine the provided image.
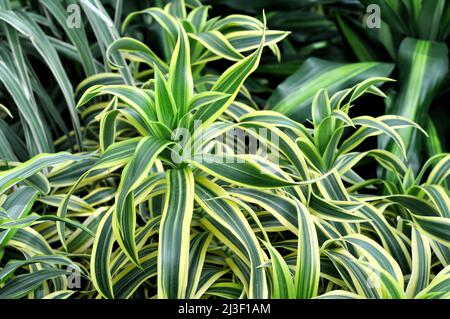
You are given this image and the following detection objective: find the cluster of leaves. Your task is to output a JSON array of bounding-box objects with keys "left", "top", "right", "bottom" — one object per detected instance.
[
  {"left": 0, "top": 0, "right": 123, "bottom": 159},
  {"left": 214, "top": 0, "right": 450, "bottom": 169},
  {"left": 0, "top": 0, "right": 449, "bottom": 299}
]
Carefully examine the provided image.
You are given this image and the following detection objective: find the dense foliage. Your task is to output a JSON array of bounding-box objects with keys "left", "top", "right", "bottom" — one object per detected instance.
[{"left": 0, "top": 0, "right": 449, "bottom": 299}]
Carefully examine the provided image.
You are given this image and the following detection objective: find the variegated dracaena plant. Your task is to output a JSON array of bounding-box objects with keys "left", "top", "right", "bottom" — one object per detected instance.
[
  {"left": 76, "top": 1, "right": 289, "bottom": 102},
  {"left": 235, "top": 80, "right": 450, "bottom": 299},
  {"left": 76, "top": 1, "right": 289, "bottom": 154},
  {"left": 0, "top": 8, "right": 449, "bottom": 300}
]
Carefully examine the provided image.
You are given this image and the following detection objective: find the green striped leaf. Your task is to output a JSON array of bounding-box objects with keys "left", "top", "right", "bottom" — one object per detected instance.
[
  {"left": 0, "top": 187, "right": 38, "bottom": 247},
  {"left": 169, "top": 23, "right": 193, "bottom": 117},
  {"left": 261, "top": 240, "right": 295, "bottom": 298},
  {"left": 158, "top": 168, "right": 195, "bottom": 298},
  {"left": 268, "top": 58, "right": 393, "bottom": 120},
  {"left": 189, "top": 31, "right": 244, "bottom": 61},
  {"left": 91, "top": 209, "right": 115, "bottom": 299},
  {"left": 406, "top": 227, "right": 431, "bottom": 297},
  {"left": 154, "top": 65, "right": 178, "bottom": 128},
  {"left": 106, "top": 37, "right": 168, "bottom": 72},
  {"left": 387, "top": 38, "right": 448, "bottom": 168},
  {"left": 0, "top": 10, "right": 83, "bottom": 149},
  {"left": 195, "top": 177, "right": 268, "bottom": 298},
  {"left": 193, "top": 22, "right": 266, "bottom": 125},
  {"left": 189, "top": 154, "right": 296, "bottom": 188},
  {"left": 293, "top": 198, "right": 320, "bottom": 298},
  {"left": 186, "top": 232, "right": 213, "bottom": 298},
  {"left": 0, "top": 269, "right": 69, "bottom": 299},
  {"left": 0, "top": 153, "right": 89, "bottom": 195}
]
